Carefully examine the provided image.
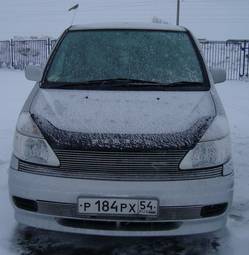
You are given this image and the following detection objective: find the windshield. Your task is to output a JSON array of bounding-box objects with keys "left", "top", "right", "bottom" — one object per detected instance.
[{"left": 45, "top": 30, "right": 205, "bottom": 87}]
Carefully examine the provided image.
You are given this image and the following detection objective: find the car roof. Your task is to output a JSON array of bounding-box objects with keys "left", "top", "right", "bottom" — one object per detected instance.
[{"left": 69, "top": 22, "right": 186, "bottom": 32}]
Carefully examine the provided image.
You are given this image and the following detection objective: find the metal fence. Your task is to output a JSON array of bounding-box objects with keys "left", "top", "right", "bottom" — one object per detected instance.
[
  {"left": 201, "top": 40, "right": 249, "bottom": 80},
  {"left": 0, "top": 39, "right": 249, "bottom": 80},
  {"left": 0, "top": 40, "right": 11, "bottom": 68},
  {"left": 0, "top": 39, "right": 56, "bottom": 70}
]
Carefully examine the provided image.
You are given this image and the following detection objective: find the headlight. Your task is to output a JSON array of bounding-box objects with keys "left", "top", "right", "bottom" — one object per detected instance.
[
  {"left": 180, "top": 115, "right": 231, "bottom": 170},
  {"left": 180, "top": 136, "right": 231, "bottom": 169},
  {"left": 16, "top": 112, "right": 43, "bottom": 138},
  {"left": 13, "top": 112, "right": 60, "bottom": 166}
]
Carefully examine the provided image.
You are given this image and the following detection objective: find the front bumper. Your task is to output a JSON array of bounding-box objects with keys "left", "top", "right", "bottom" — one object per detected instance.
[{"left": 8, "top": 165, "right": 234, "bottom": 236}]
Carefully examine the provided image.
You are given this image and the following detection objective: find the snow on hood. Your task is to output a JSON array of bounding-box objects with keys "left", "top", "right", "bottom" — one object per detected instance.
[
  {"left": 31, "top": 89, "right": 216, "bottom": 150},
  {"left": 31, "top": 89, "right": 215, "bottom": 135}
]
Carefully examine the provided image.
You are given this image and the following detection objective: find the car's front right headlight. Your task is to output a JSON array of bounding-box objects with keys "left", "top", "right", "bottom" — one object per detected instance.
[
  {"left": 180, "top": 115, "right": 232, "bottom": 170},
  {"left": 179, "top": 135, "right": 231, "bottom": 170},
  {"left": 13, "top": 112, "right": 60, "bottom": 167}
]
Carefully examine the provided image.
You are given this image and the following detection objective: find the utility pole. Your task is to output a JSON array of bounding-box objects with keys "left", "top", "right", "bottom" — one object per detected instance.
[{"left": 176, "top": 0, "right": 180, "bottom": 25}]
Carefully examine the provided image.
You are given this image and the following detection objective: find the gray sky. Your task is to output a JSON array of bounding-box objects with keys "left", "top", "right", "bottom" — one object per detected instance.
[{"left": 0, "top": 0, "right": 248, "bottom": 40}]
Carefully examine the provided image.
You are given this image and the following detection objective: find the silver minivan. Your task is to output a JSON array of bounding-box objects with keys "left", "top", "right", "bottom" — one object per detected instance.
[{"left": 9, "top": 22, "right": 234, "bottom": 236}]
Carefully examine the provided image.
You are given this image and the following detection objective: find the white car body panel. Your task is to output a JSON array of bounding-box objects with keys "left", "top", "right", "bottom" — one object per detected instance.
[{"left": 31, "top": 90, "right": 215, "bottom": 134}]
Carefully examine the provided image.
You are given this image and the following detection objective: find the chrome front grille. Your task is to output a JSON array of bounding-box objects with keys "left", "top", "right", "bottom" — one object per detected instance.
[{"left": 18, "top": 149, "right": 223, "bottom": 181}]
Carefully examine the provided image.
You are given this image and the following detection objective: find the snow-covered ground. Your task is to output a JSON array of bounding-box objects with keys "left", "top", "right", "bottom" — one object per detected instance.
[
  {"left": 0, "top": 69, "right": 249, "bottom": 254},
  {"left": 0, "top": 0, "right": 249, "bottom": 40}
]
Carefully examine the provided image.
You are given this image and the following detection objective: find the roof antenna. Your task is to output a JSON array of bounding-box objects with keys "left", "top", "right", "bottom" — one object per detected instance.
[{"left": 68, "top": 3, "right": 79, "bottom": 26}]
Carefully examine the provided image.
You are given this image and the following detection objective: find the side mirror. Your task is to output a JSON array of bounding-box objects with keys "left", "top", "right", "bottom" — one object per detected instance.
[
  {"left": 210, "top": 68, "right": 226, "bottom": 84},
  {"left": 25, "top": 65, "right": 43, "bottom": 82}
]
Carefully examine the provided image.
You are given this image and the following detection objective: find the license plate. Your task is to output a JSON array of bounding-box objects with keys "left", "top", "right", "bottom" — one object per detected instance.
[{"left": 78, "top": 198, "right": 158, "bottom": 216}]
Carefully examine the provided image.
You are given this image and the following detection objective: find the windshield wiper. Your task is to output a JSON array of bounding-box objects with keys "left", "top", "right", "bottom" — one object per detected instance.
[
  {"left": 44, "top": 79, "right": 203, "bottom": 89},
  {"left": 44, "top": 78, "right": 162, "bottom": 89},
  {"left": 164, "top": 81, "right": 204, "bottom": 87},
  {"left": 44, "top": 80, "right": 106, "bottom": 89},
  {"left": 99, "top": 78, "right": 161, "bottom": 85},
  {"left": 101, "top": 80, "right": 204, "bottom": 88}
]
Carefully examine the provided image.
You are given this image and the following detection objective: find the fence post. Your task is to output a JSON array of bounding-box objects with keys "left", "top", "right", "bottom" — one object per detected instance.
[
  {"left": 47, "top": 38, "right": 50, "bottom": 57},
  {"left": 10, "top": 39, "right": 14, "bottom": 68},
  {"left": 246, "top": 41, "right": 249, "bottom": 78},
  {"left": 240, "top": 41, "right": 247, "bottom": 78}
]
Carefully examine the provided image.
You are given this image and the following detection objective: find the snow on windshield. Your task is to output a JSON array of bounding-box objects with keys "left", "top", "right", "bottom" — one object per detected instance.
[{"left": 46, "top": 30, "right": 204, "bottom": 85}]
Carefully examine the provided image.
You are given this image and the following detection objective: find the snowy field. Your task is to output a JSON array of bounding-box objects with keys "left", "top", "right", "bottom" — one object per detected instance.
[{"left": 0, "top": 69, "right": 249, "bottom": 254}]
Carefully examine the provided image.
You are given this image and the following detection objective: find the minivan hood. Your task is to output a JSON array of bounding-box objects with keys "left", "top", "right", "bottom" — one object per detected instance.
[{"left": 31, "top": 89, "right": 216, "bottom": 150}]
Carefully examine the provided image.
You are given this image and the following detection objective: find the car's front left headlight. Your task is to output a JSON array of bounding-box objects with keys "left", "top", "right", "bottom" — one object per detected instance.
[{"left": 13, "top": 112, "right": 60, "bottom": 167}]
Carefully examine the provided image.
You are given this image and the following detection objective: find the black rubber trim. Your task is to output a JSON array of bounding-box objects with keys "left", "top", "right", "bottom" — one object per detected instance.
[
  {"left": 200, "top": 203, "right": 228, "bottom": 218},
  {"left": 13, "top": 196, "right": 38, "bottom": 212},
  {"left": 57, "top": 218, "right": 182, "bottom": 231}
]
